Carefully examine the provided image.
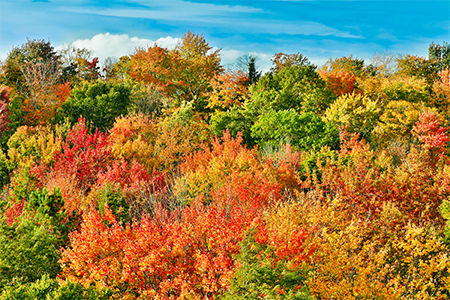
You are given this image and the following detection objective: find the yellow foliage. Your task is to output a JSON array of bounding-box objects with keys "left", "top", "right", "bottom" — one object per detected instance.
[
  {"left": 109, "top": 111, "right": 208, "bottom": 177},
  {"left": 358, "top": 74, "right": 430, "bottom": 105},
  {"left": 431, "top": 67, "right": 450, "bottom": 116},
  {"left": 325, "top": 92, "right": 381, "bottom": 138},
  {"left": 279, "top": 194, "right": 450, "bottom": 300},
  {"left": 372, "top": 100, "right": 431, "bottom": 147}
]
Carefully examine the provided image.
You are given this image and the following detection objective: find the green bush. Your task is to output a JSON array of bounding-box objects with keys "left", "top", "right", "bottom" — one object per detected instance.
[
  {"left": 251, "top": 110, "right": 339, "bottom": 151},
  {"left": 60, "top": 81, "right": 131, "bottom": 131}
]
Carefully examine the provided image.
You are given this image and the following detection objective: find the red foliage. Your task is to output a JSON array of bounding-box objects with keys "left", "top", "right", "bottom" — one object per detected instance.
[
  {"left": 212, "top": 169, "right": 281, "bottom": 217},
  {"left": 60, "top": 200, "right": 258, "bottom": 298},
  {"left": 31, "top": 118, "right": 112, "bottom": 213},
  {"left": 412, "top": 110, "right": 449, "bottom": 158},
  {"left": 54, "top": 118, "right": 111, "bottom": 187},
  {"left": 4, "top": 197, "right": 26, "bottom": 226},
  {"left": 97, "top": 159, "right": 168, "bottom": 203}
]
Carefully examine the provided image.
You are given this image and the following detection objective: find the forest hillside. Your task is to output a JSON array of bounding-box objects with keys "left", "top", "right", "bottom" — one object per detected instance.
[{"left": 0, "top": 33, "right": 450, "bottom": 299}]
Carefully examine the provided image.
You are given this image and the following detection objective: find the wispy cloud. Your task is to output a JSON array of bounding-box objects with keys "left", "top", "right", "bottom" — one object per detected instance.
[
  {"left": 64, "top": 0, "right": 262, "bottom": 20},
  {"left": 65, "top": 5, "right": 361, "bottom": 38}
]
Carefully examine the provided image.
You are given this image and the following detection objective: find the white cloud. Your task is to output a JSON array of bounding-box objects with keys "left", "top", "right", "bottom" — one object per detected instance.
[
  {"left": 220, "top": 49, "right": 245, "bottom": 65},
  {"left": 56, "top": 32, "right": 181, "bottom": 62}
]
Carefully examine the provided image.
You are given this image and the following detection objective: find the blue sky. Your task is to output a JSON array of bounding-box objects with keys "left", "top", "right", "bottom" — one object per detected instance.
[{"left": 1, "top": 0, "right": 449, "bottom": 72}]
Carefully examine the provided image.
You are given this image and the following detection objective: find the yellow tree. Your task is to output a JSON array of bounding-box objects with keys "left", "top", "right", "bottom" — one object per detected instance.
[
  {"left": 321, "top": 55, "right": 366, "bottom": 77},
  {"left": 173, "top": 31, "right": 224, "bottom": 107},
  {"left": 325, "top": 92, "right": 381, "bottom": 139},
  {"left": 371, "top": 100, "right": 428, "bottom": 147},
  {"left": 128, "top": 45, "right": 184, "bottom": 99}
]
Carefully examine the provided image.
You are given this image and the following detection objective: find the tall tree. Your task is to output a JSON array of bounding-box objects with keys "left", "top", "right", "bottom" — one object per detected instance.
[
  {"left": 270, "top": 52, "right": 310, "bottom": 73},
  {"left": 236, "top": 54, "right": 262, "bottom": 85},
  {"left": 3, "top": 38, "right": 60, "bottom": 92},
  {"left": 429, "top": 42, "right": 450, "bottom": 71}
]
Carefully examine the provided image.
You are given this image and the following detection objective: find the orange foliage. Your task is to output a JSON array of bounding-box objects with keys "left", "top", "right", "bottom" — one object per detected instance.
[
  {"left": 318, "top": 70, "right": 360, "bottom": 97},
  {"left": 128, "top": 45, "right": 184, "bottom": 98},
  {"left": 206, "top": 71, "right": 249, "bottom": 110},
  {"left": 302, "top": 131, "right": 449, "bottom": 227},
  {"left": 109, "top": 113, "right": 205, "bottom": 175},
  {"left": 432, "top": 67, "right": 450, "bottom": 113},
  {"left": 21, "top": 60, "right": 72, "bottom": 125},
  {"left": 60, "top": 199, "right": 263, "bottom": 299}
]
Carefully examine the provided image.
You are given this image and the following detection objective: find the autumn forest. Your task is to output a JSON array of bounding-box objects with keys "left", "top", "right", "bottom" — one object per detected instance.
[{"left": 0, "top": 32, "right": 450, "bottom": 299}]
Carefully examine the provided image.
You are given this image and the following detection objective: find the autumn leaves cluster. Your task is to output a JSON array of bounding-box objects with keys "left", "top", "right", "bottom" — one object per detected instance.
[{"left": 0, "top": 34, "right": 450, "bottom": 299}]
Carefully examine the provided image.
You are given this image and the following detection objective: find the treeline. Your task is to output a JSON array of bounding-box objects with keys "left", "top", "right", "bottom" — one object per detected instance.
[{"left": 0, "top": 32, "right": 449, "bottom": 298}]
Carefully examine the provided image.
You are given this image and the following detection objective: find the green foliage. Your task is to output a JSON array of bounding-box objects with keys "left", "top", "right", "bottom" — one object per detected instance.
[
  {"left": 0, "top": 188, "right": 76, "bottom": 291},
  {"left": 0, "top": 211, "right": 60, "bottom": 290},
  {"left": 222, "top": 228, "right": 314, "bottom": 300},
  {"left": 97, "top": 184, "right": 130, "bottom": 224},
  {"left": 429, "top": 42, "right": 450, "bottom": 71},
  {"left": 297, "top": 148, "right": 338, "bottom": 182},
  {"left": 0, "top": 150, "right": 9, "bottom": 189},
  {"left": 60, "top": 81, "right": 131, "bottom": 131},
  {"left": 0, "top": 274, "right": 57, "bottom": 300},
  {"left": 5, "top": 94, "right": 25, "bottom": 138},
  {"left": 0, "top": 274, "right": 113, "bottom": 300},
  {"left": 251, "top": 110, "right": 339, "bottom": 151},
  {"left": 2, "top": 38, "right": 60, "bottom": 91},
  {"left": 50, "top": 280, "right": 113, "bottom": 300},
  {"left": 210, "top": 107, "right": 255, "bottom": 147},
  {"left": 248, "top": 65, "right": 335, "bottom": 115},
  {"left": 28, "top": 188, "right": 76, "bottom": 247},
  {"left": 382, "top": 76, "right": 430, "bottom": 104}
]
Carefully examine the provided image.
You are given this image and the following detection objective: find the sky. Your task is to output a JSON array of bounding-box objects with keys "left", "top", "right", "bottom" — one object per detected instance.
[{"left": 0, "top": 0, "right": 449, "bottom": 72}]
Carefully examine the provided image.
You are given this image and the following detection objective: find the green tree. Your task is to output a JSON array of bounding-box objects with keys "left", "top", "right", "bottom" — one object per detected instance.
[
  {"left": 248, "top": 65, "right": 336, "bottom": 116},
  {"left": 60, "top": 81, "right": 131, "bottom": 131},
  {"left": 2, "top": 38, "right": 60, "bottom": 92},
  {"left": 429, "top": 42, "right": 450, "bottom": 71},
  {"left": 236, "top": 54, "right": 262, "bottom": 85},
  {"left": 221, "top": 227, "right": 314, "bottom": 300},
  {"left": 210, "top": 107, "right": 255, "bottom": 146},
  {"left": 251, "top": 110, "right": 339, "bottom": 151},
  {"left": 0, "top": 210, "right": 60, "bottom": 290},
  {"left": 0, "top": 274, "right": 112, "bottom": 300}
]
